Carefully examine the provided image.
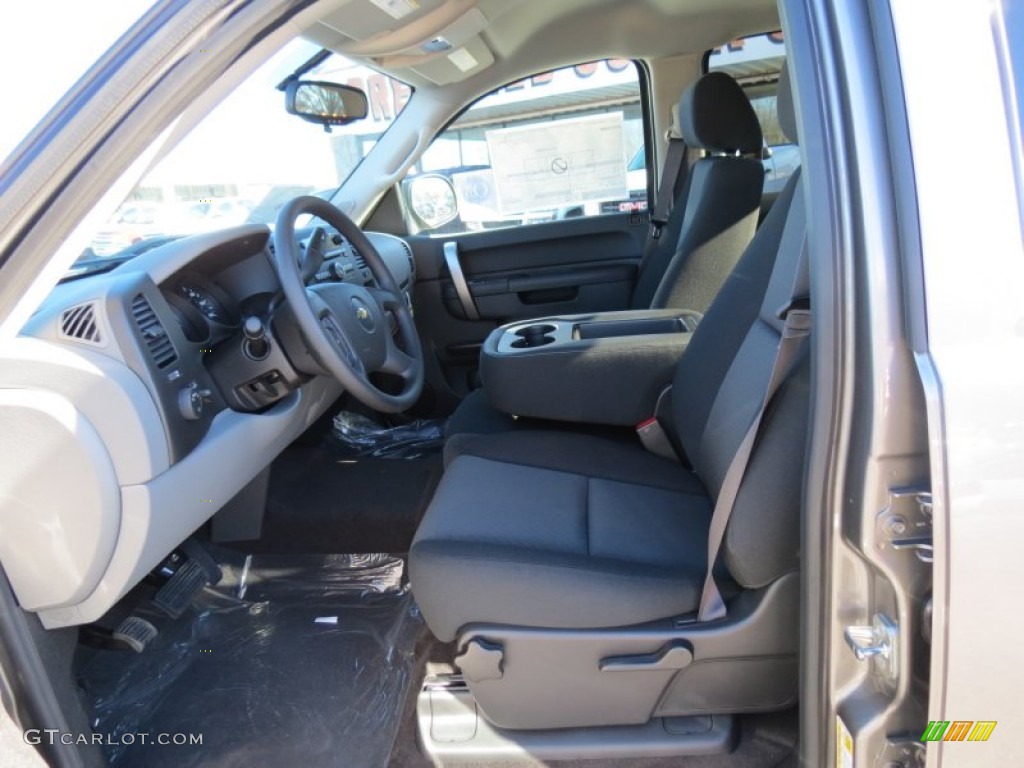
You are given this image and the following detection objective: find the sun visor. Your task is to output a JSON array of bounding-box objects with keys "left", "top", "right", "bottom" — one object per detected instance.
[
  {"left": 307, "top": 0, "right": 494, "bottom": 83},
  {"left": 404, "top": 37, "right": 495, "bottom": 84}
]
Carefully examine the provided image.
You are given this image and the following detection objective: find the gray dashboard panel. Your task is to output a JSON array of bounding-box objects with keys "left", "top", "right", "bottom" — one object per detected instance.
[
  {"left": 0, "top": 388, "right": 121, "bottom": 612},
  {"left": 6, "top": 223, "right": 402, "bottom": 627},
  {"left": 38, "top": 375, "right": 342, "bottom": 629}
]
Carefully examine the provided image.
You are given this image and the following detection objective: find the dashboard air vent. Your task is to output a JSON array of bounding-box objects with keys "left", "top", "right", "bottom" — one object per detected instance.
[
  {"left": 400, "top": 239, "right": 416, "bottom": 278},
  {"left": 59, "top": 302, "right": 102, "bottom": 345},
  {"left": 131, "top": 293, "right": 177, "bottom": 368},
  {"left": 351, "top": 246, "right": 367, "bottom": 271}
]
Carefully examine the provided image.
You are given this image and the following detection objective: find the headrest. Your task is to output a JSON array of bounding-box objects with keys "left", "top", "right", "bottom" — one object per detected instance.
[
  {"left": 674, "top": 71, "right": 763, "bottom": 155},
  {"left": 776, "top": 61, "right": 798, "bottom": 144}
]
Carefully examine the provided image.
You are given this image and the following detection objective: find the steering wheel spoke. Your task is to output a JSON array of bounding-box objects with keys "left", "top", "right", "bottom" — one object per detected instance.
[
  {"left": 367, "top": 285, "right": 405, "bottom": 311},
  {"left": 322, "top": 312, "right": 366, "bottom": 374},
  {"left": 303, "top": 288, "right": 364, "bottom": 374},
  {"left": 381, "top": 337, "right": 417, "bottom": 380}
]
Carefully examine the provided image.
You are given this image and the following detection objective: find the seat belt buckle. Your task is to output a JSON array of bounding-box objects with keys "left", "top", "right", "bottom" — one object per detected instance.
[{"left": 636, "top": 417, "right": 677, "bottom": 461}]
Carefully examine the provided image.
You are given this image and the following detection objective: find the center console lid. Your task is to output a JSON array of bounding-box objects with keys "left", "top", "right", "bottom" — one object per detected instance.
[{"left": 480, "top": 309, "right": 700, "bottom": 426}]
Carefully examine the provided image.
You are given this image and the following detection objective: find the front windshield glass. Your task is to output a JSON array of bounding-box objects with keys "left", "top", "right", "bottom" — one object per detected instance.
[{"left": 78, "top": 38, "right": 410, "bottom": 266}]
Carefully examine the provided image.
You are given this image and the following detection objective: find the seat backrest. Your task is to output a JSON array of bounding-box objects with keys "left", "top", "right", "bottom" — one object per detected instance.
[
  {"left": 671, "top": 62, "right": 809, "bottom": 590},
  {"left": 631, "top": 71, "right": 765, "bottom": 312}
]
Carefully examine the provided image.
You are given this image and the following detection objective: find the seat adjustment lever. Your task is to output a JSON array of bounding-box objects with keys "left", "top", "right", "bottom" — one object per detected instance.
[
  {"left": 455, "top": 638, "right": 504, "bottom": 683},
  {"left": 599, "top": 642, "right": 693, "bottom": 672}
]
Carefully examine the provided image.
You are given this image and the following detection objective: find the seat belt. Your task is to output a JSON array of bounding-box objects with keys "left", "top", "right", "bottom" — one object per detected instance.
[
  {"left": 697, "top": 303, "right": 811, "bottom": 621},
  {"left": 697, "top": 168, "right": 808, "bottom": 622},
  {"left": 638, "top": 132, "right": 689, "bottom": 275}
]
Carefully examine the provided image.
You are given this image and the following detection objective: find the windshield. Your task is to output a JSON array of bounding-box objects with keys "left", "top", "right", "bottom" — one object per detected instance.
[{"left": 76, "top": 38, "right": 409, "bottom": 268}]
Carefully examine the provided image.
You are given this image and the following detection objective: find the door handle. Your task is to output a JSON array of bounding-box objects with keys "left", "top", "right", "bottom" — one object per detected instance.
[{"left": 443, "top": 241, "right": 479, "bottom": 320}]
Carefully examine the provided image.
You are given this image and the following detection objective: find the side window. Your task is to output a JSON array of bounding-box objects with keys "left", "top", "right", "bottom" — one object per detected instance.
[
  {"left": 708, "top": 32, "right": 796, "bottom": 193},
  {"left": 402, "top": 60, "right": 648, "bottom": 235}
]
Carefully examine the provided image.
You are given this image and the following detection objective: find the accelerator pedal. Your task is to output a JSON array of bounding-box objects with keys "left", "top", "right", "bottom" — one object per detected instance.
[{"left": 152, "top": 540, "right": 223, "bottom": 618}]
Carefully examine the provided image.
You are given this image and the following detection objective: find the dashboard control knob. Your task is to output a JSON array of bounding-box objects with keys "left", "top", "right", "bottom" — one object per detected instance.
[{"left": 178, "top": 382, "right": 205, "bottom": 421}]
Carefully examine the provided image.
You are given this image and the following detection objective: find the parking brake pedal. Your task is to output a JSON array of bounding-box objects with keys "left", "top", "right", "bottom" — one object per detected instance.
[
  {"left": 112, "top": 617, "right": 158, "bottom": 653},
  {"left": 152, "top": 541, "right": 223, "bottom": 618}
]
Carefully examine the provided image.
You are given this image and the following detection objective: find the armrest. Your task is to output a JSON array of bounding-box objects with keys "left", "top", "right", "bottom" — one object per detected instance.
[{"left": 479, "top": 309, "right": 699, "bottom": 426}]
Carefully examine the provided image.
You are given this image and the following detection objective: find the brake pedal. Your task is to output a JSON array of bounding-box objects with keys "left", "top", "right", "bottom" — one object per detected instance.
[
  {"left": 79, "top": 616, "right": 158, "bottom": 652},
  {"left": 112, "top": 616, "right": 158, "bottom": 653}
]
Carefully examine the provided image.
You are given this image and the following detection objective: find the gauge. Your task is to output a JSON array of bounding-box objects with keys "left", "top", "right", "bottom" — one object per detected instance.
[
  {"left": 165, "top": 301, "right": 208, "bottom": 343},
  {"left": 177, "top": 282, "right": 233, "bottom": 325}
]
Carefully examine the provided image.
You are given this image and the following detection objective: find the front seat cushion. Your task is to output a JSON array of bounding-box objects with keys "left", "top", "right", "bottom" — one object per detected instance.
[{"left": 410, "top": 432, "right": 713, "bottom": 641}]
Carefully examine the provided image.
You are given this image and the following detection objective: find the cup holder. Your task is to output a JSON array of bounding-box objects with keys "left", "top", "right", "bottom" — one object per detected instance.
[{"left": 510, "top": 323, "right": 556, "bottom": 348}]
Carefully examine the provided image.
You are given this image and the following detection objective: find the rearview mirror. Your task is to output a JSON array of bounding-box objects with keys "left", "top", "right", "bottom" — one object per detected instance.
[{"left": 285, "top": 80, "right": 368, "bottom": 128}]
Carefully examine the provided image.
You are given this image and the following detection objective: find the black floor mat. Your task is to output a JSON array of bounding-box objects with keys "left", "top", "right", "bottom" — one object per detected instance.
[
  {"left": 77, "top": 554, "right": 424, "bottom": 768},
  {"left": 234, "top": 443, "right": 443, "bottom": 555}
]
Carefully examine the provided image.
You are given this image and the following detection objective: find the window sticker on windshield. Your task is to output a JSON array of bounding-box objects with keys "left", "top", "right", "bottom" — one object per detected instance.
[
  {"left": 485, "top": 112, "right": 628, "bottom": 215},
  {"left": 836, "top": 717, "right": 854, "bottom": 768},
  {"left": 369, "top": 0, "right": 419, "bottom": 20}
]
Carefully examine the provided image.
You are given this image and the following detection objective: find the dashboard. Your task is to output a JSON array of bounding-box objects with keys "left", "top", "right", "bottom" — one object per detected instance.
[{"left": 1, "top": 223, "right": 415, "bottom": 628}]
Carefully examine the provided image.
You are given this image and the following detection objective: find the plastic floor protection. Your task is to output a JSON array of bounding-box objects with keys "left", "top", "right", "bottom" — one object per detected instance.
[{"left": 76, "top": 553, "right": 423, "bottom": 767}]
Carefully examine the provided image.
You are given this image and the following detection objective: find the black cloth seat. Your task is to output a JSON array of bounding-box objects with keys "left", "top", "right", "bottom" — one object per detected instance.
[
  {"left": 447, "top": 70, "right": 765, "bottom": 439},
  {"left": 442, "top": 391, "right": 635, "bottom": 450},
  {"left": 412, "top": 65, "right": 807, "bottom": 644},
  {"left": 635, "top": 70, "right": 765, "bottom": 311},
  {"left": 414, "top": 431, "right": 715, "bottom": 639}
]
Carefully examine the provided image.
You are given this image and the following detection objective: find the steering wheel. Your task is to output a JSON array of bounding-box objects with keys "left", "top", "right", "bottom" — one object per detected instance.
[{"left": 273, "top": 196, "right": 423, "bottom": 413}]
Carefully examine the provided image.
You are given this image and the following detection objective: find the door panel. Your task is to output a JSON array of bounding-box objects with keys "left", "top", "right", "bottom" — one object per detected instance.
[
  {"left": 409, "top": 212, "right": 646, "bottom": 410},
  {"left": 398, "top": 57, "right": 652, "bottom": 413}
]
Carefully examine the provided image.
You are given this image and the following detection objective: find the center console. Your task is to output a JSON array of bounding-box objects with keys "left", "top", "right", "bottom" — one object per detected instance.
[{"left": 479, "top": 309, "right": 700, "bottom": 426}]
